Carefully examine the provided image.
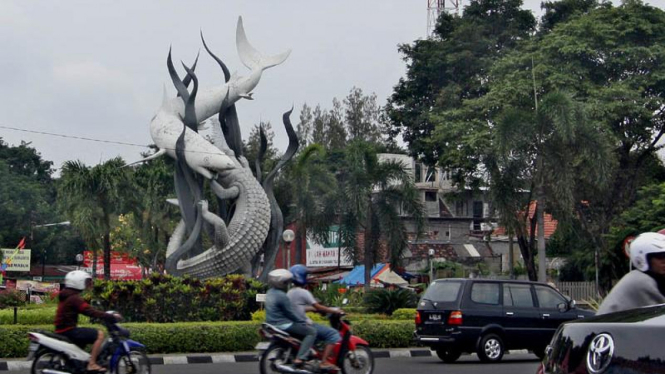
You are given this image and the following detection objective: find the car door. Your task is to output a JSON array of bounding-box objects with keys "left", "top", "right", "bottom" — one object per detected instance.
[{"left": 501, "top": 283, "right": 541, "bottom": 349}]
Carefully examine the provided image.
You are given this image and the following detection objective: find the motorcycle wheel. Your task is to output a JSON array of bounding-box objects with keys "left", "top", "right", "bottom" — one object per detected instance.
[
  {"left": 260, "top": 344, "right": 289, "bottom": 374},
  {"left": 31, "top": 350, "right": 67, "bottom": 374},
  {"left": 115, "top": 350, "right": 151, "bottom": 374},
  {"left": 341, "top": 346, "right": 374, "bottom": 374}
]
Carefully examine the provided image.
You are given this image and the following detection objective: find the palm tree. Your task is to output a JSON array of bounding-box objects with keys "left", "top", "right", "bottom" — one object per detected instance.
[
  {"left": 289, "top": 144, "right": 338, "bottom": 265},
  {"left": 336, "top": 140, "right": 425, "bottom": 290},
  {"left": 58, "top": 157, "right": 132, "bottom": 280},
  {"left": 493, "top": 91, "right": 612, "bottom": 281}
]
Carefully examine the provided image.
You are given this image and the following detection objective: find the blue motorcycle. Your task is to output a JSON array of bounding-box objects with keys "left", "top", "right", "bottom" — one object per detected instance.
[{"left": 28, "top": 312, "right": 150, "bottom": 374}]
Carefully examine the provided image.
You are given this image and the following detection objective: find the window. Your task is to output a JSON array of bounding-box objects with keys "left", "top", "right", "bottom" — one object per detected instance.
[
  {"left": 425, "top": 166, "right": 436, "bottom": 182},
  {"left": 471, "top": 282, "right": 500, "bottom": 305},
  {"left": 415, "top": 163, "right": 423, "bottom": 183},
  {"left": 425, "top": 191, "right": 437, "bottom": 202},
  {"left": 422, "top": 281, "right": 462, "bottom": 302},
  {"left": 535, "top": 285, "right": 566, "bottom": 309},
  {"left": 503, "top": 284, "right": 534, "bottom": 308}
]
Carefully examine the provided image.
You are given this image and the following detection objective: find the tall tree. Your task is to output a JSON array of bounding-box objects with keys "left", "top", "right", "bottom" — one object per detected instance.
[
  {"left": 344, "top": 87, "right": 383, "bottom": 144},
  {"left": 288, "top": 144, "right": 338, "bottom": 265},
  {"left": 59, "top": 157, "right": 132, "bottom": 279},
  {"left": 336, "top": 141, "right": 425, "bottom": 289},
  {"left": 386, "top": 0, "right": 536, "bottom": 166},
  {"left": 297, "top": 103, "right": 313, "bottom": 147}
]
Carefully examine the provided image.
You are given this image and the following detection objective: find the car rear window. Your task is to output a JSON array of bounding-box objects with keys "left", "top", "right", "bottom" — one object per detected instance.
[{"left": 421, "top": 281, "right": 462, "bottom": 302}]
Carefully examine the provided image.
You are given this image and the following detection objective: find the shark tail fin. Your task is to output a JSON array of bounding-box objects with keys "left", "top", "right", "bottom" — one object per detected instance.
[{"left": 236, "top": 16, "right": 291, "bottom": 72}]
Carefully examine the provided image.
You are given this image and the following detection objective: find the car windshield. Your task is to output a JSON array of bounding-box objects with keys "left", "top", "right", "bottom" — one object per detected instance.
[{"left": 421, "top": 281, "right": 462, "bottom": 303}]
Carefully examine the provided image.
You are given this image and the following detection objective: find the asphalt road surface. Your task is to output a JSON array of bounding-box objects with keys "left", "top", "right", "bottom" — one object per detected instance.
[
  {"left": 11, "top": 352, "right": 542, "bottom": 374},
  {"left": 151, "top": 353, "right": 541, "bottom": 374}
]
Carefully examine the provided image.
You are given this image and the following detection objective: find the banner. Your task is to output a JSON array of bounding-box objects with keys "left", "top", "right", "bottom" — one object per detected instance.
[
  {"left": 306, "top": 228, "right": 353, "bottom": 267},
  {"left": 16, "top": 280, "right": 60, "bottom": 293},
  {"left": 0, "top": 249, "right": 32, "bottom": 272},
  {"left": 83, "top": 251, "right": 138, "bottom": 267},
  {"left": 82, "top": 264, "right": 143, "bottom": 280}
]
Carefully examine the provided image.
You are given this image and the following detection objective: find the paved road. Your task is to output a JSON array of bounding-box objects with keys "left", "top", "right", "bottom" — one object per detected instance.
[
  {"left": 11, "top": 353, "right": 542, "bottom": 374},
  {"left": 150, "top": 353, "right": 541, "bottom": 374}
]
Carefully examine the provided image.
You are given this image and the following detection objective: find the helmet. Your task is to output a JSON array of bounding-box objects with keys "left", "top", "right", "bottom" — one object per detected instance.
[
  {"left": 290, "top": 264, "right": 308, "bottom": 286},
  {"left": 267, "top": 269, "right": 293, "bottom": 290},
  {"left": 630, "top": 232, "right": 665, "bottom": 271},
  {"left": 65, "top": 270, "right": 92, "bottom": 290}
]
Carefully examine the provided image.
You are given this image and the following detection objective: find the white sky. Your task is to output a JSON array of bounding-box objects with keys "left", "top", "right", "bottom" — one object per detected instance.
[{"left": 1, "top": 0, "right": 663, "bottom": 171}]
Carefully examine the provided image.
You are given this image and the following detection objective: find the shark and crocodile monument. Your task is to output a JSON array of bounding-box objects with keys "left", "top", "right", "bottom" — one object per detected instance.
[{"left": 137, "top": 17, "right": 298, "bottom": 279}]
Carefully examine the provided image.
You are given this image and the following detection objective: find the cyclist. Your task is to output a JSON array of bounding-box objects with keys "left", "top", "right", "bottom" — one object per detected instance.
[
  {"left": 54, "top": 270, "right": 121, "bottom": 373},
  {"left": 598, "top": 232, "right": 665, "bottom": 314},
  {"left": 288, "top": 265, "right": 342, "bottom": 371},
  {"left": 265, "top": 268, "right": 316, "bottom": 368}
]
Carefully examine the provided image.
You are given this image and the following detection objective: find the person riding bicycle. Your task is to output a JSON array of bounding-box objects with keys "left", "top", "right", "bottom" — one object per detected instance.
[
  {"left": 265, "top": 268, "right": 316, "bottom": 368},
  {"left": 288, "top": 265, "right": 342, "bottom": 371},
  {"left": 54, "top": 270, "right": 121, "bottom": 373},
  {"left": 598, "top": 232, "right": 665, "bottom": 314}
]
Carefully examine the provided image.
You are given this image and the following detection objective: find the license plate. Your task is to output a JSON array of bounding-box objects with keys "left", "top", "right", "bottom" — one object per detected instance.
[
  {"left": 429, "top": 314, "right": 442, "bottom": 321},
  {"left": 255, "top": 342, "right": 270, "bottom": 351}
]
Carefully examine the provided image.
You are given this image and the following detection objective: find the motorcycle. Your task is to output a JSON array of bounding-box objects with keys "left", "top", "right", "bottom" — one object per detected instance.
[
  {"left": 257, "top": 312, "right": 374, "bottom": 374},
  {"left": 27, "top": 312, "right": 150, "bottom": 374}
]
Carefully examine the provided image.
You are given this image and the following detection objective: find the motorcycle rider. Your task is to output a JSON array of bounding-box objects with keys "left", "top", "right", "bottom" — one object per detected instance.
[
  {"left": 598, "top": 232, "right": 665, "bottom": 314},
  {"left": 54, "top": 270, "right": 121, "bottom": 373},
  {"left": 288, "top": 265, "right": 342, "bottom": 371},
  {"left": 265, "top": 268, "right": 316, "bottom": 368}
]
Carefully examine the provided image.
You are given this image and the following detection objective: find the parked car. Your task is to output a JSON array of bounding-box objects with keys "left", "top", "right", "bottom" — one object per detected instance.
[
  {"left": 537, "top": 304, "right": 665, "bottom": 374},
  {"left": 414, "top": 278, "right": 595, "bottom": 363}
]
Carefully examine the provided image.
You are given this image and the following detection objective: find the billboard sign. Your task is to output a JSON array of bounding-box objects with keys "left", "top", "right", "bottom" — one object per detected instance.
[
  {"left": 306, "top": 228, "right": 353, "bottom": 267},
  {"left": 0, "top": 248, "right": 32, "bottom": 272}
]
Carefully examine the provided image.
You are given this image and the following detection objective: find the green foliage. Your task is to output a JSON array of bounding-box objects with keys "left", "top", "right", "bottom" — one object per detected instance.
[
  {"left": 0, "top": 306, "right": 90, "bottom": 325},
  {"left": 0, "top": 320, "right": 416, "bottom": 358},
  {"left": 363, "top": 288, "right": 418, "bottom": 315},
  {"left": 391, "top": 308, "right": 417, "bottom": 320},
  {"left": 0, "top": 290, "right": 26, "bottom": 309},
  {"left": 91, "top": 274, "right": 267, "bottom": 322},
  {"left": 251, "top": 310, "right": 325, "bottom": 323}
]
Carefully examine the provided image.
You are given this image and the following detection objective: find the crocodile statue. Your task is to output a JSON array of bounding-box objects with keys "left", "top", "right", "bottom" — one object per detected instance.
[{"left": 140, "top": 17, "right": 290, "bottom": 277}]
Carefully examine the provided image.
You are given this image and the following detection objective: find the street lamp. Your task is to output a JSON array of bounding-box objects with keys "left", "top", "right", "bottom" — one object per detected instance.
[
  {"left": 428, "top": 247, "right": 435, "bottom": 284},
  {"left": 283, "top": 229, "right": 295, "bottom": 268},
  {"left": 31, "top": 221, "right": 71, "bottom": 276}
]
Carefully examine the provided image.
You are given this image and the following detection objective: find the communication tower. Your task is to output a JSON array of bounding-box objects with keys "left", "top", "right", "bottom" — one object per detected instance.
[{"left": 427, "top": 0, "right": 461, "bottom": 38}]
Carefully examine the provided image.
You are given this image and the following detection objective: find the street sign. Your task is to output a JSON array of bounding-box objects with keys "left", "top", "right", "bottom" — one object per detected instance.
[
  {"left": 255, "top": 293, "right": 266, "bottom": 303},
  {"left": 32, "top": 276, "right": 42, "bottom": 282}
]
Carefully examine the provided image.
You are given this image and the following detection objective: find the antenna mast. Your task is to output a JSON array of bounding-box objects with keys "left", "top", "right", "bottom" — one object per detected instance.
[{"left": 427, "top": 0, "right": 461, "bottom": 38}]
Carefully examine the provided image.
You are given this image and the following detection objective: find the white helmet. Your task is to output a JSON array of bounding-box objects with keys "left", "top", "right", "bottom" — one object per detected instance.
[
  {"left": 65, "top": 270, "right": 92, "bottom": 290},
  {"left": 630, "top": 232, "right": 665, "bottom": 271},
  {"left": 267, "top": 269, "right": 293, "bottom": 290}
]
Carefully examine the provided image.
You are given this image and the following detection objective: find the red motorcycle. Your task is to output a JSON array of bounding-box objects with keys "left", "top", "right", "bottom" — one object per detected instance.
[{"left": 257, "top": 313, "right": 374, "bottom": 374}]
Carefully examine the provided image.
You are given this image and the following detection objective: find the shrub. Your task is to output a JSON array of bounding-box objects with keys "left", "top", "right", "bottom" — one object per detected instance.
[
  {"left": 0, "top": 306, "right": 90, "bottom": 325},
  {"left": 391, "top": 308, "right": 417, "bottom": 320},
  {"left": 0, "top": 320, "right": 415, "bottom": 358},
  {"left": 363, "top": 288, "right": 418, "bottom": 315},
  {"left": 0, "top": 290, "right": 26, "bottom": 309},
  {"left": 251, "top": 310, "right": 325, "bottom": 322},
  {"left": 91, "top": 273, "right": 267, "bottom": 323}
]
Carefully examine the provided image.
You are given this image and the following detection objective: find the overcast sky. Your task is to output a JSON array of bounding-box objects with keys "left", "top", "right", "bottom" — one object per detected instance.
[{"left": 1, "top": 0, "right": 664, "bottom": 172}]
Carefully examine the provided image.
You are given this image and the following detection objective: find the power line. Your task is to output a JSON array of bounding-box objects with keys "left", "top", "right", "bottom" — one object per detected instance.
[{"left": 0, "top": 124, "right": 231, "bottom": 156}]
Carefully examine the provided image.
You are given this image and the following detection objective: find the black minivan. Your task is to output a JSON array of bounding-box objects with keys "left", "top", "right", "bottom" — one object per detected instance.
[{"left": 414, "top": 278, "right": 594, "bottom": 363}]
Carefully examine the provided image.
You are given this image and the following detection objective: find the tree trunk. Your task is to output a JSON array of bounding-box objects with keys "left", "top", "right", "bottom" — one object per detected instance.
[
  {"left": 295, "top": 221, "right": 305, "bottom": 265},
  {"left": 92, "top": 249, "right": 98, "bottom": 279},
  {"left": 363, "top": 201, "right": 373, "bottom": 291},
  {"left": 103, "top": 233, "right": 111, "bottom": 281}
]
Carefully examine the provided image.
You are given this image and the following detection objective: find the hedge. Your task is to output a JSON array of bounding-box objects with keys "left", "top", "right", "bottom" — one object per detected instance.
[
  {"left": 391, "top": 308, "right": 417, "bottom": 321},
  {"left": 0, "top": 307, "right": 90, "bottom": 325},
  {"left": 0, "top": 320, "right": 415, "bottom": 358}
]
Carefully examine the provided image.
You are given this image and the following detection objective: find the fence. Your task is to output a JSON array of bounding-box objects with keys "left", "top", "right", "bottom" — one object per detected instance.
[{"left": 554, "top": 281, "right": 597, "bottom": 303}]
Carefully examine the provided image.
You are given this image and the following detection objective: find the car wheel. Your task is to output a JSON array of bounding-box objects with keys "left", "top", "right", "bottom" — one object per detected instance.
[
  {"left": 477, "top": 333, "right": 504, "bottom": 363},
  {"left": 435, "top": 348, "right": 462, "bottom": 363}
]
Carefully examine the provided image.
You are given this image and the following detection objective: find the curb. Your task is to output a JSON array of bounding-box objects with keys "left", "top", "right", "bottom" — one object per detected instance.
[{"left": 0, "top": 348, "right": 531, "bottom": 371}]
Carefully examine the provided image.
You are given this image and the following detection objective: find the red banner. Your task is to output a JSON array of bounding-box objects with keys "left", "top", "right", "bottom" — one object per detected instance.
[{"left": 83, "top": 251, "right": 138, "bottom": 267}]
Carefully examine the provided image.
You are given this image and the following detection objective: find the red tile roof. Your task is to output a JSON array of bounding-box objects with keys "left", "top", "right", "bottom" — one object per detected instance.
[{"left": 492, "top": 201, "right": 558, "bottom": 239}]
